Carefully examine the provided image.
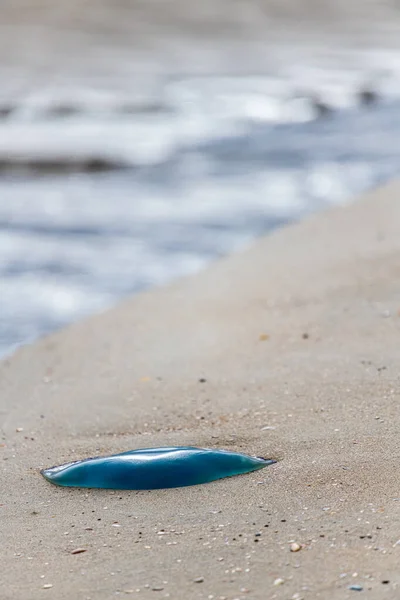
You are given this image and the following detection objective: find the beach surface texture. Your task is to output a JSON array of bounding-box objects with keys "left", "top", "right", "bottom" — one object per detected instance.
[{"left": 1, "top": 181, "right": 400, "bottom": 598}]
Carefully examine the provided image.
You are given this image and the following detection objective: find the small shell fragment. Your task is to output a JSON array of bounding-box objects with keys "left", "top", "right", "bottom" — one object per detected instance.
[{"left": 70, "top": 548, "right": 87, "bottom": 555}]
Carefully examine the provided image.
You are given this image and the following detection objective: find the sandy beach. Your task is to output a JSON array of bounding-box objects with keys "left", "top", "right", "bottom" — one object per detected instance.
[{"left": 1, "top": 181, "right": 400, "bottom": 598}]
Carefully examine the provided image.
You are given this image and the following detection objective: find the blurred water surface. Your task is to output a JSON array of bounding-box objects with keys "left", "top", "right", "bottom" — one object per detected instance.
[{"left": 1, "top": 1, "right": 400, "bottom": 356}]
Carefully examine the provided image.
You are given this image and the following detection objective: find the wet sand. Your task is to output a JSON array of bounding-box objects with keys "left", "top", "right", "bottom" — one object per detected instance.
[{"left": 1, "top": 181, "right": 400, "bottom": 598}]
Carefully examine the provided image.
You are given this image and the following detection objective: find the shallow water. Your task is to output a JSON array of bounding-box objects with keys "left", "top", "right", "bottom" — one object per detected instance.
[{"left": 2, "top": 3, "right": 400, "bottom": 357}]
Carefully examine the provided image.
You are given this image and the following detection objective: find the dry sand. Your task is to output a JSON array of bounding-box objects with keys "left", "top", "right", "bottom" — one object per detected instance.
[{"left": 1, "top": 181, "right": 400, "bottom": 598}]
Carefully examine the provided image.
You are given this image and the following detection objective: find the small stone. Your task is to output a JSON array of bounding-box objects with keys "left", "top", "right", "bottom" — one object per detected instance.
[
  {"left": 71, "top": 548, "right": 87, "bottom": 555},
  {"left": 290, "top": 542, "right": 302, "bottom": 552},
  {"left": 349, "top": 585, "right": 363, "bottom": 591},
  {"left": 273, "top": 578, "right": 284, "bottom": 586},
  {"left": 151, "top": 586, "right": 164, "bottom": 591},
  {"left": 43, "top": 584, "right": 53, "bottom": 589},
  {"left": 194, "top": 577, "right": 204, "bottom": 583},
  {"left": 16, "top": 428, "right": 24, "bottom": 433}
]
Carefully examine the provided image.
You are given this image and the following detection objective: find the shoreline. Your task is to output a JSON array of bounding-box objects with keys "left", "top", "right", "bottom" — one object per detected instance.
[{"left": 1, "top": 180, "right": 400, "bottom": 598}]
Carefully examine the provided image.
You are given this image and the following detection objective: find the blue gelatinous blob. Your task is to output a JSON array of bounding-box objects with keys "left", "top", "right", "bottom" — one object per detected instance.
[{"left": 41, "top": 446, "right": 276, "bottom": 490}]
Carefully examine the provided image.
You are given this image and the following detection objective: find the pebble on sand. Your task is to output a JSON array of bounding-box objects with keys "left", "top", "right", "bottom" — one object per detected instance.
[
  {"left": 290, "top": 542, "right": 302, "bottom": 552},
  {"left": 349, "top": 584, "right": 363, "bottom": 591},
  {"left": 42, "top": 584, "right": 53, "bottom": 589}
]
